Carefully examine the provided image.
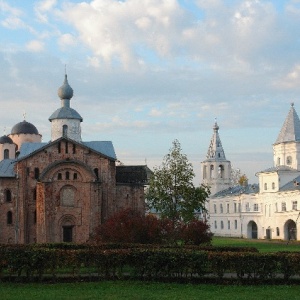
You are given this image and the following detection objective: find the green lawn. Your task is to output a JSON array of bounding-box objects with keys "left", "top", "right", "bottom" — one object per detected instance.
[
  {"left": 1, "top": 281, "right": 300, "bottom": 300},
  {"left": 2, "top": 238, "right": 300, "bottom": 299},
  {"left": 212, "top": 236, "right": 300, "bottom": 252}
]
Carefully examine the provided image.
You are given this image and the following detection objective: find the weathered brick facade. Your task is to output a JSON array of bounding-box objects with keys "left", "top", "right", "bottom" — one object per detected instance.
[{"left": 0, "top": 138, "right": 148, "bottom": 244}]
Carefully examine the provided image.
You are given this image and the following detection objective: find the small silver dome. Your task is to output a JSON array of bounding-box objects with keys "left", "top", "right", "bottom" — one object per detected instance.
[{"left": 58, "top": 74, "right": 74, "bottom": 100}]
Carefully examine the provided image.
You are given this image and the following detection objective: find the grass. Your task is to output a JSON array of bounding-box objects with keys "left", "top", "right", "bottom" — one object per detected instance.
[
  {"left": 1, "top": 238, "right": 300, "bottom": 299},
  {"left": 1, "top": 281, "right": 300, "bottom": 300},
  {"left": 212, "top": 236, "right": 300, "bottom": 252}
]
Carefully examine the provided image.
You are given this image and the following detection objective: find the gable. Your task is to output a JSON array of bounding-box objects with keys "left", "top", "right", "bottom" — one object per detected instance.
[{"left": 17, "top": 137, "right": 117, "bottom": 161}]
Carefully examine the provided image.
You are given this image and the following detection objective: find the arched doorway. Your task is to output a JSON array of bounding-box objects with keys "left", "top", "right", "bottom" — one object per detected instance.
[
  {"left": 60, "top": 215, "right": 76, "bottom": 243},
  {"left": 247, "top": 221, "right": 258, "bottom": 239},
  {"left": 284, "top": 219, "right": 297, "bottom": 241}
]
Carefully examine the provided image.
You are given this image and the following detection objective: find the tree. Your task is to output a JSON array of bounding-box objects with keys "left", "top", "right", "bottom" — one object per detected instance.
[
  {"left": 238, "top": 174, "right": 248, "bottom": 186},
  {"left": 146, "top": 139, "right": 210, "bottom": 223}
]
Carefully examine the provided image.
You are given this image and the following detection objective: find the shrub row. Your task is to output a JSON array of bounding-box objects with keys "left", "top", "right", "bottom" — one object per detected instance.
[
  {"left": 0, "top": 245, "right": 298, "bottom": 283},
  {"left": 0, "top": 243, "right": 258, "bottom": 252}
]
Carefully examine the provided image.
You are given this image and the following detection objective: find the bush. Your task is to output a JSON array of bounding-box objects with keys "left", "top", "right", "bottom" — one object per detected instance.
[
  {"left": 92, "top": 209, "right": 213, "bottom": 245},
  {"left": 92, "top": 209, "right": 163, "bottom": 244},
  {"left": 179, "top": 219, "right": 213, "bottom": 245}
]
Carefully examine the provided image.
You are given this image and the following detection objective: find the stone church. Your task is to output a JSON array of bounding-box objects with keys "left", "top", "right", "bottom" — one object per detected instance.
[
  {"left": 0, "top": 74, "right": 150, "bottom": 244},
  {"left": 202, "top": 104, "right": 300, "bottom": 240}
]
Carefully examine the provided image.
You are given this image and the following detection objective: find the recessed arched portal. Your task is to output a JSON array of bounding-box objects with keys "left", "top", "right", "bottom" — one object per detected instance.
[
  {"left": 59, "top": 215, "right": 76, "bottom": 243},
  {"left": 284, "top": 219, "right": 297, "bottom": 241},
  {"left": 247, "top": 221, "right": 258, "bottom": 239}
]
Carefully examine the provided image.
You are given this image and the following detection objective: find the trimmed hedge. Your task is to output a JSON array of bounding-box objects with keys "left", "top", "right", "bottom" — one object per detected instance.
[{"left": 0, "top": 244, "right": 298, "bottom": 283}]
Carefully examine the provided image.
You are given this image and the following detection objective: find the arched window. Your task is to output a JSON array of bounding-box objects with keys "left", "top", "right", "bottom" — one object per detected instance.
[
  {"left": 214, "top": 204, "right": 217, "bottom": 213},
  {"left": 277, "top": 157, "right": 280, "bottom": 166},
  {"left": 58, "top": 142, "right": 61, "bottom": 153},
  {"left": 220, "top": 204, "right": 223, "bottom": 213},
  {"left": 228, "top": 220, "right": 230, "bottom": 229},
  {"left": 272, "top": 182, "right": 275, "bottom": 190},
  {"left": 63, "top": 125, "right": 68, "bottom": 137},
  {"left": 210, "top": 165, "right": 214, "bottom": 178},
  {"left": 287, "top": 156, "right": 292, "bottom": 165},
  {"left": 218, "top": 165, "right": 224, "bottom": 178},
  {"left": 58, "top": 173, "right": 62, "bottom": 180},
  {"left": 7, "top": 211, "right": 12, "bottom": 225},
  {"left": 34, "top": 168, "right": 39, "bottom": 180},
  {"left": 264, "top": 183, "right": 267, "bottom": 190},
  {"left": 203, "top": 166, "right": 207, "bottom": 179},
  {"left": 5, "top": 189, "right": 12, "bottom": 202},
  {"left": 73, "top": 144, "right": 76, "bottom": 154},
  {"left": 221, "top": 221, "right": 224, "bottom": 229},
  {"left": 276, "top": 227, "right": 280, "bottom": 236},
  {"left": 66, "top": 171, "right": 70, "bottom": 180},
  {"left": 234, "top": 220, "right": 238, "bottom": 230},
  {"left": 94, "top": 168, "right": 99, "bottom": 180},
  {"left": 65, "top": 141, "right": 68, "bottom": 154},
  {"left": 4, "top": 149, "right": 9, "bottom": 159},
  {"left": 73, "top": 173, "right": 77, "bottom": 180}
]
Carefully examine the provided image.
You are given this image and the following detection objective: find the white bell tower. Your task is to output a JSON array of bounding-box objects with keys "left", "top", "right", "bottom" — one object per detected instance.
[{"left": 201, "top": 121, "right": 232, "bottom": 196}]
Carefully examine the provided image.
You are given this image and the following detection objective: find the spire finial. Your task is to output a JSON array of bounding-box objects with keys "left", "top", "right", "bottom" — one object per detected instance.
[
  {"left": 65, "top": 64, "right": 67, "bottom": 75},
  {"left": 213, "top": 118, "right": 219, "bottom": 131},
  {"left": 23, "top": 111, "right": 26, "bottom": 121}
]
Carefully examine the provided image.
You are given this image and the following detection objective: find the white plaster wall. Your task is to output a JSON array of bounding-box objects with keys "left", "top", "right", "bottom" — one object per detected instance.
[
  {"left": 51, "top": 119, "right": 82, "bottom": 142},
  {"left": 0, "top": 143, "right": 16, "bottom": 160},
  {"left": 208, "top": 190, "right": 300, "bottom": 241},
  {"left": 9, "top": 133, "right": 42, "bottom": 150}
]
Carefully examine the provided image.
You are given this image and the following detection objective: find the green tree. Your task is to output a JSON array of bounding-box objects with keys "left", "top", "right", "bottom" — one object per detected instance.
[{"left": 146, "top": 139, "right": 210, "bottom": 223}]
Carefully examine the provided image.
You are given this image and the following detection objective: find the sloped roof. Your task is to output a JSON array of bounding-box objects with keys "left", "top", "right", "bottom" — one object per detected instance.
[
  {"left": 83, "top": 141, "right": 116, "bottom": 160},
  {"left": 17, "top": 139, "right": 117, "bottom": 161},
  {"left": 275, "top": 104, "right": 300, "bottom": 144},
  {"left": 256, "top": 165, "right": 297, "bottom": 174},
  {"left": 0, "top": 159, "right": 16, "bottom": 177},
  {"left": 18, "top": 142, "right": 47, "bottom": 159},
  {"left": 116, "top": 165, "right": 152, "bottom": 185},
  {"left": 213, "top": 184, "right": 259, "bottom": 198},
  {"left": 49, "top": 107, "right": 83, "bottom": 121},
  {"left": 280, "top": 175, "right": 300, "bottom": 191}
]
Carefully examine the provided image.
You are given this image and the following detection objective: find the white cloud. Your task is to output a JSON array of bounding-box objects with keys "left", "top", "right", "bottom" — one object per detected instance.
[
  {"left": 34, "top": 0, "right": 57, "bottom": 23},
  {"left": 1, "top": 16, "right": 25, "bottom": 29},
  {"left": 149, "top": 108, "right": 162, "bottom": 117},
  {"left": 0, "top": 1, "right": 22, "bottom": 16},
  {"left": 275, "top": 64, "right": 300, "bottom": 89},
  {"left": 58, "top": 33, "right": 76, "bottom": 49},
  {"left": 59, "top": 0, "right": 189, "bottom": 68},
  {"left": 26, "top": 40, "right": 45, "bottom": 52}
]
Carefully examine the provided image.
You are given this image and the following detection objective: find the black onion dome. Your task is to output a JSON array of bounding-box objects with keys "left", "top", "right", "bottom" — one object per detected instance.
[
  {"left": 0, "top": 135, "right": 13, "bottom": 144},
  {"left": 11, "top": 121, "right": 39, "bottom": 135}
]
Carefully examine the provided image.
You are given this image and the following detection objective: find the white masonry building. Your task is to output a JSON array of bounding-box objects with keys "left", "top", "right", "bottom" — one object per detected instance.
[{"left": 202, "top": 104, "right": 300, "bottom": 240}]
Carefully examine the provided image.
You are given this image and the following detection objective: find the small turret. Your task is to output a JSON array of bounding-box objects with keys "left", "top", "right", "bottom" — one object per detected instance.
[{"left": 49, "top": 74, "right": 83, "bottom": 142}]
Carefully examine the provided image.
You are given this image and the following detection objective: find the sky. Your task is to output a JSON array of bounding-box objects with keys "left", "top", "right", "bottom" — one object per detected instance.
[{"left": 0, "top": 0, "right": 300, "bottom": 184}]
